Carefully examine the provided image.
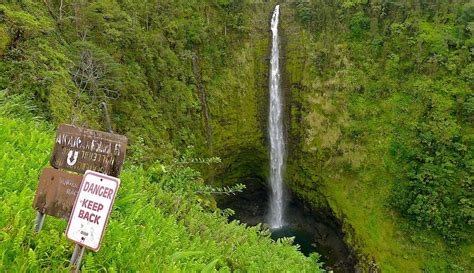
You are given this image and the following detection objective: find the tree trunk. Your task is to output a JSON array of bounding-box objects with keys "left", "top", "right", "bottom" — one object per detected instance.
[{"left": 192, "top": 54, "right": 213, "bottom": 152}]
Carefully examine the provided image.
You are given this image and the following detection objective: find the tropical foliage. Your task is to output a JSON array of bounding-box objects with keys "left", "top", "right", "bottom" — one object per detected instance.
[
  {"left": 0, "top": 94, "right": 322, "bottom": 272},
  {"left": 1, "top": 0, "right": 473, "bottom": 272},
  {"left": 284, "top": 0, "right": 473, "bottom": 271}
]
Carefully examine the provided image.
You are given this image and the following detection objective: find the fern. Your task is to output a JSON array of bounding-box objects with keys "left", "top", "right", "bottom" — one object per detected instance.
[
  {"left": 195, "top": 184, "right": 246, "bottom": 196},
  {"left": 0, "top": 101, "right": 323, "bottom": 272},
  {"left": 202, "top": 258, "right": 220, "bottom": 272}
]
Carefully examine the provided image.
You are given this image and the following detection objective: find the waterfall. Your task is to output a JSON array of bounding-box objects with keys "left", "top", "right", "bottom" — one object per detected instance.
[{"left": 268, "top": 5, "right": 285, "bottom": 229}]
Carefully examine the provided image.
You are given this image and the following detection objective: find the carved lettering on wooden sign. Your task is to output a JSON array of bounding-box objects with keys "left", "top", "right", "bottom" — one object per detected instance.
[{"left": 50, "top": 124, "right": 127, "bottom": 177}]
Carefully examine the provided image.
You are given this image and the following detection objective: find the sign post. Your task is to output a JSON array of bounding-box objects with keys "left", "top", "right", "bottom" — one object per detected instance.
[
  {"left": 66, "top": 170, "right": 120, "bottom": 252},
  {"left": 69, "top": 244, "right": 86, "bottom": 272},
  {"left": 34, "top": 212, "right": 45, "bottom": 233},
  {"left": 32, "top": 123, "right": 127, "bottom": 271}
]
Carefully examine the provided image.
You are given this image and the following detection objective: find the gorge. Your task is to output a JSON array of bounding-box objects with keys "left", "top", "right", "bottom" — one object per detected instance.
[
  {"left": 1, "top": 0, "right": 472, "bottom": 272},
  {"left": 220, "top": 4, "right": 357, "bottom": 272}
]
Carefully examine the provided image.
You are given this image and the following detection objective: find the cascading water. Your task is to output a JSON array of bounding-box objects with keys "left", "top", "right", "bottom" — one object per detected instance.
[
  {"left": 218, "top": 6, "right": 357, "bottom": 270},
  {"left": 268, "top": 5, "right": 285, "bottom": 229}
]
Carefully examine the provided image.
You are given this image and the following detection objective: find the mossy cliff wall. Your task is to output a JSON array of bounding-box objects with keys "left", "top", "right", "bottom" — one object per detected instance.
[
  {"left": 279, "top": 1, "right": 473, "bottom": 272},
  {"left": 0, "top": 1, "right": 277, "bottom": 185},
  {"left": 205, "top": 4, "right": 274, "bottom": 187}
]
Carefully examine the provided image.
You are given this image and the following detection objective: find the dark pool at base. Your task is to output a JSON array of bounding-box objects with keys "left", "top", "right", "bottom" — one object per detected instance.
[
  {"left": 270, "top": 227, "right": 328, "bottom": 258},
  {"left": 271, "top": 227, "right": 316, "bottom": 255},
  {"left": 218, "top": 183, "right": 357, "bottom": 273}
]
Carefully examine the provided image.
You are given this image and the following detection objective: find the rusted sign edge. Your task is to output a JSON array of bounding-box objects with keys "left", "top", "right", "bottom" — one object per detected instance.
[{"left": 33, "top": 168, "right": 83, "bottom": 220}]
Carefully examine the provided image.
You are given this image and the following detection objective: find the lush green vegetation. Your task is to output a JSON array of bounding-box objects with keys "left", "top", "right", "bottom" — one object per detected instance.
[
  {"left": 1, "top": 0, "right": 473, "bottom": 272},
  {"left": 0, "top": 93, "right": 323, "bottom": 271},
  {"left": 0, "top": 0, "right": 271, "bottom": 183},
  {"left": 283, "top": 0, "right": 473, "bottom": 271}
]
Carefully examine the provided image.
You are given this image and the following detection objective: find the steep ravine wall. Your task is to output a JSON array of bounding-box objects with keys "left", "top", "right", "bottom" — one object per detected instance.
[
  {"left": 208, "top": 3, "right": 275, "bottom": 188},
  {"left": 277, "top": 1, "right": 473, "bottom": 272},
  {"left": 279, "top": 2, "right": 378, "bottom": 272}
]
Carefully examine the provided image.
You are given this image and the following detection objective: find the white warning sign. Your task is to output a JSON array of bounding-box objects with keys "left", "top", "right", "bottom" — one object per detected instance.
[{"left": 66, "top": 170, "right": 120, "bottom": 251}]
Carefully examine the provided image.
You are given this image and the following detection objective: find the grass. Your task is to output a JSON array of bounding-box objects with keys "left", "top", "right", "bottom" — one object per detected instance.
[{"left": 0, "top": 97, "right": 323, "bottom": 272}]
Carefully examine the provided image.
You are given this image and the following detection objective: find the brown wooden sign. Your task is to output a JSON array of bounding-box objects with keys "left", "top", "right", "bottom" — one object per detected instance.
[
  {"left": 50, "top": 124, "right": 127, "bottom": 177},
  {"left": 33, "top": 168, "right": 82, "bottom": 220}
]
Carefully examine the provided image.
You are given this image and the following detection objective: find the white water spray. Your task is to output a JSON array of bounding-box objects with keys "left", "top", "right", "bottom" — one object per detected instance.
[{"left": 268, "top": 5, "right": 285, "bottom": 229}]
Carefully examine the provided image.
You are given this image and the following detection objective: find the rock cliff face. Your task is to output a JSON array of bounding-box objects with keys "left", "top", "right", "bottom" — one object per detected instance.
[{"left": 278, "top": 3, "right": 374, "bottom": 271}]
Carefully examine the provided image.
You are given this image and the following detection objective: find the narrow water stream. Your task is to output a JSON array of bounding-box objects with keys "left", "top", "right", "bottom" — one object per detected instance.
[{"left": 268, "top": 4, "right": 285, "bottom": 228}]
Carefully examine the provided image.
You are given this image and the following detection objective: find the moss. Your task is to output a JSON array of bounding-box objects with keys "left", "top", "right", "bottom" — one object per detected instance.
[
  {"left": 280, "top": 1, "right": 473, "bottom": 272},
  {"left": 0, "top": 25, "right": 10, "bottom": 57},
  {"left": 202, "top": 3, "right": 274, "bottom": 186},
  {"left": 0, "top": 1, "right": 276, "bottom": 173}
]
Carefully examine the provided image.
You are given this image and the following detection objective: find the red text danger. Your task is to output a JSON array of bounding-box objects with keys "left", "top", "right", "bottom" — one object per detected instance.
[{"left": 83, "top": 181, "right": 114, "bottom": 199}]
